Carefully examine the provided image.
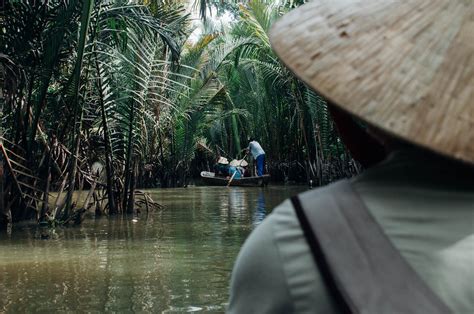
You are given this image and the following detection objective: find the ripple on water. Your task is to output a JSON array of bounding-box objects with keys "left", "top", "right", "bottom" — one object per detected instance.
[{"left": 0, "top": 185, "right": 306, "bottom": 312}]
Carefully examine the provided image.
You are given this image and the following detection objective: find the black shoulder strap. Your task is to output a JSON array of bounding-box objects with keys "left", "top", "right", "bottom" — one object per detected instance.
[{"left": 291, "top": 180, "right": 451, "bottom": 314}]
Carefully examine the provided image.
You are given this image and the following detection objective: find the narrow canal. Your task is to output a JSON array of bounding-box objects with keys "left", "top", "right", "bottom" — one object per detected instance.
[{"left": 0, "top": 185, "right": 306, "bottom": 312}]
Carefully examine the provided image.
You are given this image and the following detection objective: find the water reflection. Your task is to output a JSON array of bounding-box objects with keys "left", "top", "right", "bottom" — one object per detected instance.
[
  {"left": 253, "top": 192, "right": 266, "bottom": 227},
  {"left": 0, "top": 185, "right": 306, "bottom": 312}
]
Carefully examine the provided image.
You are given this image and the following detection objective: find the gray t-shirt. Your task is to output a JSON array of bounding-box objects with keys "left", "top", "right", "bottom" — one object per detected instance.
[
  {"left": 248, "top": 141, "right": 265, "bottom": 159},
  {"left": 228, "top": 150, "right": 474, "bottom": 313}
]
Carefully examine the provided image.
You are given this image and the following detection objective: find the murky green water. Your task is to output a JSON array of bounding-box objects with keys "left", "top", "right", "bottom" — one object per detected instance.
[{"left": 0, "top": 185, "right": 306, "bottom": 313}]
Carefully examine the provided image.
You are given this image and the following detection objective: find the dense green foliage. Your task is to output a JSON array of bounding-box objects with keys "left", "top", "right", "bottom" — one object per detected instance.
[{"left": 0, "top": 0, "right": 358, "bottom": 228}]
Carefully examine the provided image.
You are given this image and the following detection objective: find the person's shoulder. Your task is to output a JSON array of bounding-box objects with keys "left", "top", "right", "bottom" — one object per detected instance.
[
  {"left": 228, "top": 200, "right": 295, "bottom": 313},
  {"left": 230, "top": 199, "right": 296, "bottom": 269},
  {"left": 228, "top": 195, "right": 340, "bottom": 313},
  {"left": 296, "top": 180, "right": 347, "bottom": 205}
]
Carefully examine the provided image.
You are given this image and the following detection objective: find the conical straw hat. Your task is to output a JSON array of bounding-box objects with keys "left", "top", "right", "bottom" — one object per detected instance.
[
  {"left": 270, "top": 0, "right": 474, "bottom": 164},
  {"left": 230, "top": 159, "right": 249, "bottom": 167},
  {"left": 218, "top": 157, "right": 229, "bottom": 165},
  {"left": 239, "top": 159, "right": 249, "bottom": 167}
]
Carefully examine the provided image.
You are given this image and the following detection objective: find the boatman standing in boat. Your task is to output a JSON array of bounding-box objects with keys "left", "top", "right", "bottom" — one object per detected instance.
[
  {"left": 246, "top": 138, "right": 266, "bottom": 176},
  {"left": 228, "top": 0, "right": 474, "bottom": 313}
]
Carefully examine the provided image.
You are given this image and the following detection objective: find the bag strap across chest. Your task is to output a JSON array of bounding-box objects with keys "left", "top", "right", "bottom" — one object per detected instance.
[{"left": 291, "top": 180, "right": 451, "bottom": 314}]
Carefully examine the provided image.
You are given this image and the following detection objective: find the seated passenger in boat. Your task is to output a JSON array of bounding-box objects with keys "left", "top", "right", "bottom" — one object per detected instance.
[
  {"left": 228, "top": 165, "right": 242, "bottom": 179},
  {"left": 230, "top": 159, "right": 249, "bottom": 178},
  {"left": 240, "top": 166, "right": 250, "bottom": 177},
  {"left": 213, "top": 157, "right": 229, "bottom": 176}
]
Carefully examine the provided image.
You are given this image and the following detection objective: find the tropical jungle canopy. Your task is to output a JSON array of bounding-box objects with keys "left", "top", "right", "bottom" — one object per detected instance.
[{"left": 0, "top": 0, "right": 358, "bottom": 228}]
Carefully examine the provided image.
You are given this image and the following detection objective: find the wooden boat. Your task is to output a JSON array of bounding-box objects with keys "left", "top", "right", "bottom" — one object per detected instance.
[{"left": 200, "top": 171, "right": 270, "bottom": 187}]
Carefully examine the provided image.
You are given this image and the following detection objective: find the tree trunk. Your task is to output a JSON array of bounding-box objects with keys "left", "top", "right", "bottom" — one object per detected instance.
[
  {"left": 122, "top": 97, "right": 135, "bottom": 211},
  {"left": 39, "top": 145, "right": 51, "bottom": 222},
  {"left": 62, "top": 0, "right": 94, "bottom": 219},
  {"left": 95, "top": 55, "right": 117, "bottom": 214},
  {"left": 126, "top": 160, "right": 137, "bottom": 215},
  {"left": 0, "top": 152, "right": 10, "bottom": 230}
]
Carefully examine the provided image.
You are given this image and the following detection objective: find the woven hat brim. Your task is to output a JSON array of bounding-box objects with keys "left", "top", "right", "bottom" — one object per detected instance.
[
  {"left": 239, "top": 160, "right": 249, "bottom": 167},
  {"left": 218, "top": 157, "right": 229, "bottom": 165},
  {"left": 230, "top": 159, "right": 249, "bottom": 167},
  {"left": 270, "top": 0, "right": 474, "bottom": 164}
]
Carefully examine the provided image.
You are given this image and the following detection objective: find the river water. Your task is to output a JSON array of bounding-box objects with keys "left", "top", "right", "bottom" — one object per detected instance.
[{"left": 0, "top": 185, "right": 306, "bottom": 313}]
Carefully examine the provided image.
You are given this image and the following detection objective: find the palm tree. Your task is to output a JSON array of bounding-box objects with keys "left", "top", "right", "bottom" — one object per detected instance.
[
  {"left": 155, "top": 30, "right": 252, "bottom": 187},
  {"left": 82, "top": 1, "right": 188, "bottom": 214},
  {"left": 208, "top": 0, "right": 356, "bottom": 184},
  {"left": 0, "top": 0, "right": 357, "bottom": 229},
  {"left": 0, "top": 0, "right": 187, "bottom": 227}
]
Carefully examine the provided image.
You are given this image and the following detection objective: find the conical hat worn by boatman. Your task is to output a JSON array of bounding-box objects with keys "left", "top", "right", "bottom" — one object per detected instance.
[{"left": 270, "top": 0, "right": 474, "bottom": 164}]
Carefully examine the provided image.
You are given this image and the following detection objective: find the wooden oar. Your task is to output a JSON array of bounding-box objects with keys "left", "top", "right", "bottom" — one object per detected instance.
[
  {"left": 227, "top": 153, "right": 248, "bottom": 187},
  {"left": 227, "top": 170, "right": 238, "bottom": 187}
]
